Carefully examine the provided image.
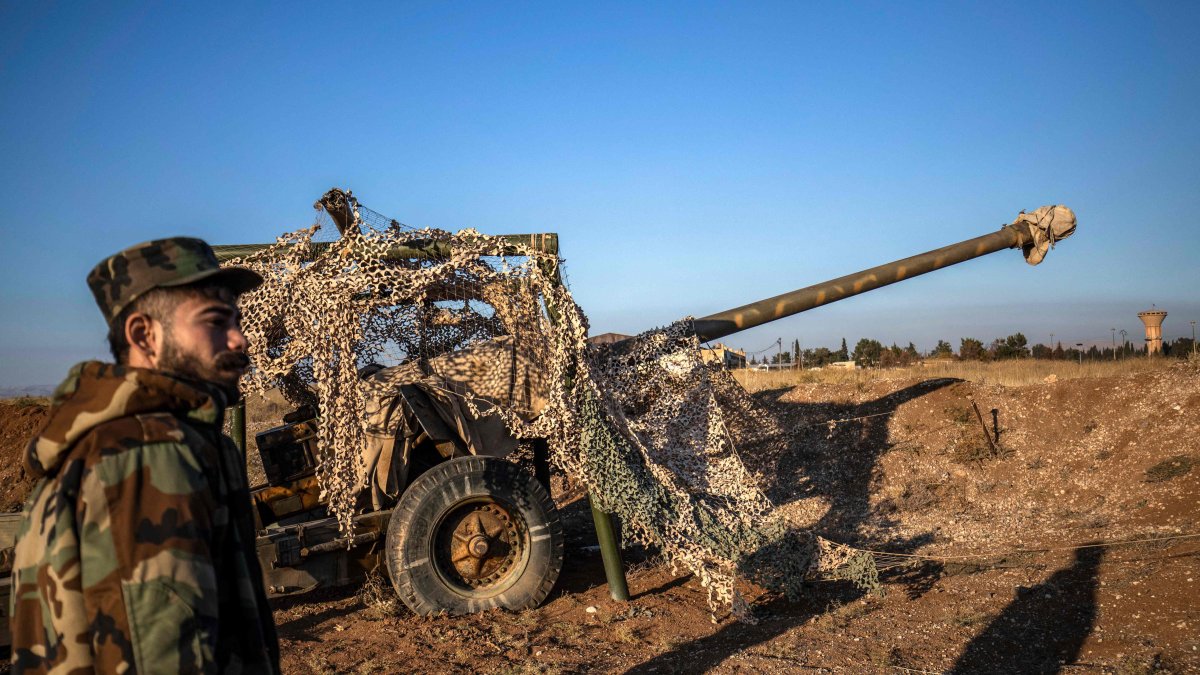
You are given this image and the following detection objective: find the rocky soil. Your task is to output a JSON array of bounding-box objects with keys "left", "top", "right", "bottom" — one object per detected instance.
[{"left": 2, "top": 362, "right": 1197, "bottom": 673}]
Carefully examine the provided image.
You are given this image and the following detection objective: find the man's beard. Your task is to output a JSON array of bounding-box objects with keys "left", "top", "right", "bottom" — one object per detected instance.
[{"left": 158, "top": 341, "right": 249, "bottom": 402}]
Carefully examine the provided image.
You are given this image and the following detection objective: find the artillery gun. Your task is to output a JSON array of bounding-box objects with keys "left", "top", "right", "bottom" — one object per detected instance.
[
  {"left": 205, "top": 189, "right": 1075, "bottom": 618},
  {"left": 0, "top": 192, "right": 1077, "bottom": 642},
  {"left": 0, "top": 193, "right": 1080, "bottom": 658}
]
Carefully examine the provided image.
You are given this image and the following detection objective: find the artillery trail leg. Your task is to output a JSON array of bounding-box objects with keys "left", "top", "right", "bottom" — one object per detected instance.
[
  {"left": 230, "top": 400, "right": 246, "bottom": 454},
  {"left": 588, "top": 496, "right": 630, "bottom": 602}
]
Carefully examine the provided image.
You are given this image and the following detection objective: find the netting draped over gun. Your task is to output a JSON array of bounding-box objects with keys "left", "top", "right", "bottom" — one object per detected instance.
[{"left": 214, "top": 190, "right": 1076, "bottom": 620}]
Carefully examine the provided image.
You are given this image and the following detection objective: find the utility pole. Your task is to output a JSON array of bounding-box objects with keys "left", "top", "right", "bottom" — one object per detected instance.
[
  {"left": 1076, "top": 343, "right": 1083, "bottom": 366},
  {"left": 1050, "top": 333, "right": 1055, "bottom": 360},
  {"left": 777, "top": 338, "right": 783, "bottom": 370},
  {"left": 1192, "top": 321, "right": 1196, "bottom": 357},
  {"left": 1111, "top": 328, "right": 1116, "bottom": 361},
  {"left": 1120, "top": 329, "right": 1127, "bottom": 360}
]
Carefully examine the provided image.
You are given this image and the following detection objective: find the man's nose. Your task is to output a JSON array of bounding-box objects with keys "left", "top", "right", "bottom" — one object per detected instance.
[{"left": 229, "top": 325, "right": 249, "bottom": 352}]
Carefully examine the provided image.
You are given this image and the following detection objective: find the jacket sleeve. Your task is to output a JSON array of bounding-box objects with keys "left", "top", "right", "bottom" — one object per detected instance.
[{"left": 77, "top": 436, "right": 223, "bottom": 675}]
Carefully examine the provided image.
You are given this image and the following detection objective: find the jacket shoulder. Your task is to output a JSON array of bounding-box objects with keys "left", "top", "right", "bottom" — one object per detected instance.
[
  {"left": 62, "top": 413, "right": 215, "bottom": 485},
  {"left": 78, "top": 412, "right": 194, "bottom": 454}
]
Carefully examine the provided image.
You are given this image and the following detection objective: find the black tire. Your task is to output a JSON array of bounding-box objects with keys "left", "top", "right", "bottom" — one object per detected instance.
[{"left": 385, "top": 456, "right": 564, "bottom": 615}]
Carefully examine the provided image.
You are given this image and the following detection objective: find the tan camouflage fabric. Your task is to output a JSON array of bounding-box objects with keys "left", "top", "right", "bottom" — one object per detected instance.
[
  {"left": 226, "top": 205, "right": 876, "bottom": 621},
  {"left": 1011, "top": 204, "right": 1077, "bottom": 266},
  {"left": 87, "top": 237, "right": 262, "bottom": 321},
  {"left": 9, "top": 362, "right": 279, "bottom": 673},
  {"left": 357, "top": 335, "right": 549, "bottom": 510}
]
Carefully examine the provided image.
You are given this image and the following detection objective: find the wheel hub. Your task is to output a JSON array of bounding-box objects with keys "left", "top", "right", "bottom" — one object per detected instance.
[
  {"left": 437, "top": 501, "right": 524, "bottom": 590},
  {"left": 468, "top": 534, "right": 490, "bottom": 557}
]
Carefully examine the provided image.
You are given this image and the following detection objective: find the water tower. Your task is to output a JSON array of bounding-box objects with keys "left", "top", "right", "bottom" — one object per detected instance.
[{"left": 1137, "top": 307, "right": 1168, "bottom": 355}]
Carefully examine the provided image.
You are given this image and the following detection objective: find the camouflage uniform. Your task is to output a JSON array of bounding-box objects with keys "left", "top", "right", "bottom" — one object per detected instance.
[{"left": 9, "top": 239, "right": 278, "bottom": 673}]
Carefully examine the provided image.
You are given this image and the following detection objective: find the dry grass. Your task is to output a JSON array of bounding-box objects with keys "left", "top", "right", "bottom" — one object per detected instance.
[
  {"left": 355, "top": 567, "right": 400, "bottom": 620},
  {"left": 733, "top": 357, "right": 1175, "bottom": 391}
]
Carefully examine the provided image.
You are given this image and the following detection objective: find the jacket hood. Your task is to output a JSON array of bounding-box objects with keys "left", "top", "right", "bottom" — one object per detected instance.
[{"left": 26, "top": 361, "right": 226, "bottom": 478}]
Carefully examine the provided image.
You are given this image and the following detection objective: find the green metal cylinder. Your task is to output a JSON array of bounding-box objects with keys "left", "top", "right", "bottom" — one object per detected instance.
[
  {"left": 589, "top": 496, "right": 630, "bottom": 602},
  {"left": 229, "top": 401, "right": 246, "bottom": 455}
]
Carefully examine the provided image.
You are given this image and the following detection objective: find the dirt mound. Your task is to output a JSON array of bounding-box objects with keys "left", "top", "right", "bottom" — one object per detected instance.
[
  {"left": 754, "top": 361, "right": 1200, "bottom": 552},
  {"left": 0, "top": 399, "right": 46, "bottom": 513}
]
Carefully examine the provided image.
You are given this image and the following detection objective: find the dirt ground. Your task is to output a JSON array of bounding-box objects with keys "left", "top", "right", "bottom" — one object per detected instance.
[{"left": 2, "top": 362, "right": 1197, "bottom": 673}]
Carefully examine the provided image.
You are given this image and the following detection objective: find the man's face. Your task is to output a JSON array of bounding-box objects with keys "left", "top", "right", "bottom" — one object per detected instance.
[{"left": 156, "top": 288, "right": 250, "bottom": 401}]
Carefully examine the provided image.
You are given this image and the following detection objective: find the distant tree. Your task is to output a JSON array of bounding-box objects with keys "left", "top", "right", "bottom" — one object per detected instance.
[
  {"left": 1054, "top": 341, "right": 1066, "bottom": 360},
  {"left": 793, "top": 339, "right": 801, "bottom": 366},
  {"left": 1031, "top": 343, "right": 1052, "bottom": 359},
  {"left": 1007, "top": 332, "right": 1029, "bottom": 358},
  {"left": 904, "top": 342, "right": 920, "bottom": 360},
  {"left": 880, "top": 344, "right": 899, "bottom": 368},
  {"left": 931, "top": 340, "right": 954, "bottom": 358},
  {"left": 960, "top": 337, "right": 987, "bottom": 361},
  {"left": 836, "top": 338, "right": 850, "bottom": 361},
  {"left": 806, "top": 347, "right": 834, "bottom": 367},
  {"left": 880, "top": 343, "right": 918, "bottom": 368},
  {"left": 749, "top": 355, "right": 758, "bottom": 365},
  {"left": 1168, "top": 337, "right": 1195, "bottom": 358},
  {"left": 853, "top": 338, "right": 884, "bottom": 367},
  {"left": 992, "top": 332, "right": 1029, "bottom": 359}
]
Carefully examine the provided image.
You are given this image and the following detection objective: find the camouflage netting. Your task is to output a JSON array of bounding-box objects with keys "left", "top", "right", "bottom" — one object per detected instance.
[{"left": 224, "top": 196, "right": 877, "bottom": 620}]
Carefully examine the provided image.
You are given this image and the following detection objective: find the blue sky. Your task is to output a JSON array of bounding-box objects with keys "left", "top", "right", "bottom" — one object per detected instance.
[{"left": 1, "top": 1, "right": 1198, "bottom": 385}]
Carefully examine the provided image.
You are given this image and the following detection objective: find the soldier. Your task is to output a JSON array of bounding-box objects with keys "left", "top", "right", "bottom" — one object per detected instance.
[{"left": 9, "top": 238, "right": 280, "bottom": 673}]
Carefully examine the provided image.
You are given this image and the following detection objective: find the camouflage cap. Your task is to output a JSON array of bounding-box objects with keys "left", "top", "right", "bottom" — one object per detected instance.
[{"left": 87, "top": 237, "right": 263, "bottom": 321}]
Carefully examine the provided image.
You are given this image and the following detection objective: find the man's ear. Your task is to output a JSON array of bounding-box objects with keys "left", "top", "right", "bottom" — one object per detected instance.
[{"left": 124, "top": 312, "right": 161, "bottom": 368}]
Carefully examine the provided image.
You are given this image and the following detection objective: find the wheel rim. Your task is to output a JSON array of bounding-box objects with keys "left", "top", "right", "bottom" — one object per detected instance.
[{"left": 432, "top": 497, "right": 528, "bottom": 595}]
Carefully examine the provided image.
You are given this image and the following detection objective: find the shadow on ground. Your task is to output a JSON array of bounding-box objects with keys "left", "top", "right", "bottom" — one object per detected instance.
[
  {"left": 624, "top": 378, "right": 963, "bottom": 671},
  {"left": 748, "top": 378, "right": 960, "bottom": 548},
  {"left": 273, "top": 586, "right": 363, "bottom": 642},
  {"left": 951, "top": 545, "right": 1106, "bottom": 674},
  {"left": 624, "top": 585, "right": 860, "bottom": 675}
]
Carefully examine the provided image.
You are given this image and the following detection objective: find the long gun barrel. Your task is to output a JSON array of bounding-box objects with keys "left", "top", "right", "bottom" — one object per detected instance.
[{"left": 692, "top": 205, "right": 1076, "bottom": 342}]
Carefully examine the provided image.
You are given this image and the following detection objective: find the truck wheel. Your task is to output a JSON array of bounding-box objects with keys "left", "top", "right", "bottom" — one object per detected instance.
[{"left": 385, "top": 456, "right": 564, "bottom": 615}]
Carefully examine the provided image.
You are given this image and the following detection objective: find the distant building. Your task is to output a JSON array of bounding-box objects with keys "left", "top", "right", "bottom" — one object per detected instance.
[
  {"left": 588, "top": 332, "right": 633, "bottom": 345},
  {"left": 751, "top": 362, "right": 799, "bottom": 371},
  {"left": 699, "top": 343, "right": 747, "bottom": 369},
  {"left": 1138, "top": 308, "right": 1167, "bottom": 355},
  {"left": 826, "top": 360, "right": 858, "bottom": 370},
  {"left": 588, "top": 334, "right": 748, "bottom": 370}
]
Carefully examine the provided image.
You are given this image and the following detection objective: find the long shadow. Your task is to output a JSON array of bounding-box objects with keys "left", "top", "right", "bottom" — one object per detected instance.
[
  {"left": 624, "top": 586, "right": 858, "bottom": 675},
  {"left": 746, "top": 378, "right": 960, "bottom": 549},
  {"left": 625, "top": 377, "right": 961, "bottom": 671},
  {"left": 632, "top": 574, "right": 690, "bottom": 601},
  {"left": 951, "top": 545, "right": 1106, "bottom": 674},
  {"left": 273, "top": 586, "right": 364, "bottom": 642}
]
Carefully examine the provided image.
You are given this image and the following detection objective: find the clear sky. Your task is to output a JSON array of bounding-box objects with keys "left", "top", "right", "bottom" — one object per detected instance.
[{"left": 2, "top": 2, "right": 1198, "bottom": 386}]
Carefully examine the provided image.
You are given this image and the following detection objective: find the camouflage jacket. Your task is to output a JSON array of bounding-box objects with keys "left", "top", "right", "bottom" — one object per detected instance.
[{"left": 9, "top": 362, "right": 279, "bottom": 674}]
